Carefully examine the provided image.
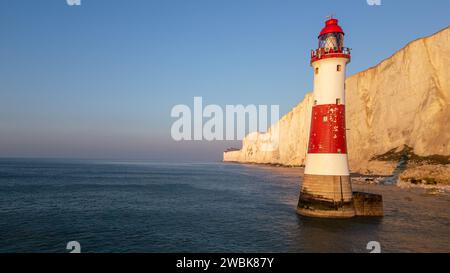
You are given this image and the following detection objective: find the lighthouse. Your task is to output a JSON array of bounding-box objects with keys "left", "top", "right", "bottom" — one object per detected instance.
[{"left": 297, "top": 17, "right": 355, "bottom": 218}]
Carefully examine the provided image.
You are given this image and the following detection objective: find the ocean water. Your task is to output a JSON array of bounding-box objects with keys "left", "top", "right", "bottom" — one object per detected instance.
[{"left": 0, "top": 159, "right": 449, "bottom": 253}]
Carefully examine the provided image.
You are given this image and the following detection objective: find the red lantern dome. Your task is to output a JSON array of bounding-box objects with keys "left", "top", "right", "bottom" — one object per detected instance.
[{"left": 319, "top": 18, "right": 344, "bottom": 37}]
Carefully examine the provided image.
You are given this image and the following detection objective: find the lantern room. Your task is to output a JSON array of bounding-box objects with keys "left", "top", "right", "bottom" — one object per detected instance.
[
  {"left": 311, "top": 17, "right": 351, "bottom": 64},
  {"left": 318, "top": 18, "right": 344, "bottom": 50}
]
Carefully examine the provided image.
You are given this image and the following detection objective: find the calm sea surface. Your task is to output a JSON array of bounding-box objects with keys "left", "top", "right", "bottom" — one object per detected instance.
[{"left": 0, "top": 159, "right": 449, "bottom": 253}]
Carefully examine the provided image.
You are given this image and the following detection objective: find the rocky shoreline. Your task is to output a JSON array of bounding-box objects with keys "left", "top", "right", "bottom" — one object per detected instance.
[
  {"left": 352, "top": 171, "right": 450, "bottom": 193},
  {"left": 223, "top": 160, "right": 450, "bottom": 194}
]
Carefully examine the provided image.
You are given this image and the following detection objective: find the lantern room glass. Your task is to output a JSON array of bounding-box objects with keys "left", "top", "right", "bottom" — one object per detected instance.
[{"left": 318, "top": 33, "right": 344, "bottom": 51}]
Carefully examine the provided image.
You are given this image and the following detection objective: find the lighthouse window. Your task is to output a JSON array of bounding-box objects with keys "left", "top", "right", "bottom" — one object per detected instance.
[
  {"left": 336, "top": 98, "right": 341, "bottom": 105},
  {"left": 337, "top": 65, "right": 342, "bottom": 71},
  {"left": 315, "top": 68, "right": 319, "bottom": 74},
  {"left": 322, "top": 115, "right": 328, "bottom": 123}
]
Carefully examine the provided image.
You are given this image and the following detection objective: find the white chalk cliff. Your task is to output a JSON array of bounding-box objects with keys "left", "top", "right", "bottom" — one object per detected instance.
[{"left": 224, "top": 26, "right": 450, "bottom": 175}]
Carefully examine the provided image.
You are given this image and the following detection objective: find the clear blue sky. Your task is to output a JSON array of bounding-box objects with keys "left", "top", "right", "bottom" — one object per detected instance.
[{"left": 0, "top": 0, "right": 449, "bottom": 161}]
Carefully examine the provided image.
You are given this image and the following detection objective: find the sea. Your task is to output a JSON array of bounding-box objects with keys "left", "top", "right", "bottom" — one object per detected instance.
[{"left": 0, "top": 158, "right": 449, "bottom": 253}]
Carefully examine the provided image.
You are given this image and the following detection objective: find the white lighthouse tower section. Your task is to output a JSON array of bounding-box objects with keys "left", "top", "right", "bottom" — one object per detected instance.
[
  {"left": 305, "top": 154, "right": 350, "bottom": 176},
  {"left": 312, "top": 57, "right": 349, "bottom": 105}
]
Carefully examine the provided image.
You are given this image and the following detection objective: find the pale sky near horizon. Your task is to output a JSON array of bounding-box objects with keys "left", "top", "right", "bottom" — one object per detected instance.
[{"left": 1, "top": 0, "right": 449, "bottom": 161}]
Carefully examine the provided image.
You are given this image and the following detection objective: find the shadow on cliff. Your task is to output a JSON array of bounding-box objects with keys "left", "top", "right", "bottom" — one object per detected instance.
[
  {"left": 370, "top": 145, "right": 450, "bottom": 185},
  {"left": 371, "top": 145, "right": 411, "bottom": 185},
  {"left": 383, "top": 150, "right": 409, "bottom": 185}
]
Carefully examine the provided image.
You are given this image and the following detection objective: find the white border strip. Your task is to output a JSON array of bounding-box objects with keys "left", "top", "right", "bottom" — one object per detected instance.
[{"left": 305, "top": 153, "right": 350, "bottom": 176}]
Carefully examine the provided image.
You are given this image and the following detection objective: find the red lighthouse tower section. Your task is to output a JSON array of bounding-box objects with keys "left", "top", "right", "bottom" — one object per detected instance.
[
  {"left": 297, "top": 18, "right": 355, "bottom": 218},
  {"left": 308, "top": 104, "right": 347, "bottom": 154}
]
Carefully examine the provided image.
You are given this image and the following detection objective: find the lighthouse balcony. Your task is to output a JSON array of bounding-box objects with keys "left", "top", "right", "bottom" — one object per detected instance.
[{"left": 310, "top": 47, "right": 351, "bottom": 64}]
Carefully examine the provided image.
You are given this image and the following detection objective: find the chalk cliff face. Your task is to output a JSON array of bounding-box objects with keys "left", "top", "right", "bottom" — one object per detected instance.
[{"left": 224, "top": 27, "right": 450, "bottom": 175}]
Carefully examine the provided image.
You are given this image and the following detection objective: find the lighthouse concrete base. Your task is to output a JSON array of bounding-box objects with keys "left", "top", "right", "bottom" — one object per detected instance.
[
  {"left": 297, "top": 175, "right": 384, "bottom": 218},
  {"left": 353, "top": 192, "right": 384, "bottom": 217},
  {"left": 297, "top": 174, "right": 356, "bottom": 218},
  {"left": 297, "top": 193, "right": 356, "bottom": 218}
]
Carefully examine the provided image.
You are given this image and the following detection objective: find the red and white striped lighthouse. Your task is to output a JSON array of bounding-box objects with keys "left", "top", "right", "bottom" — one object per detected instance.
[{"left": 297, "top": 17, "right": 355, "bottom": 218}]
